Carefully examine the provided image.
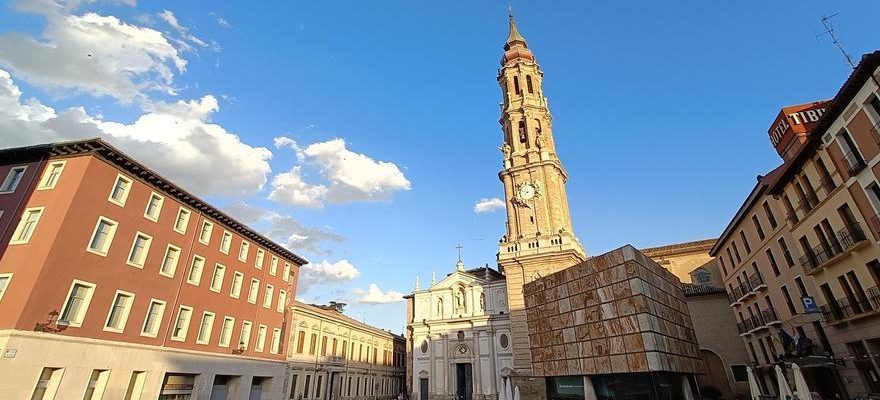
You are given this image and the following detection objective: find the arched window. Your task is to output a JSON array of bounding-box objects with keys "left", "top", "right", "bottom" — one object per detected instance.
[
  {"left": 526, "top": 75, "right": 534, "bottom": 94},
  {"left": 437, "top": 298, "right": 444, "bottom": 316},
  {"left": 513, "top": 76, "right": 520, "bottom": 95},
  {"left": 518, "top": 121, "right": 527, "bottom": 143}
]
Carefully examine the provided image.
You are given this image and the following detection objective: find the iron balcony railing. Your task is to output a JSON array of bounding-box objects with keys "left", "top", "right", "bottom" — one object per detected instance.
[
  {"left": 748, "top": 272, "right": 766, "bottom": 291},
  {"left": 819, "top": 175, "right": 836, "bottom": 195},
  {"left": 800, "top": 223, "right": 867, "bottom": 274},
  {"left": 838, "top": 222, "right": 867, "bottom": 249},
  {"left": 737, "top": 322, "right": 748, "bottom": 334},
  {"left": 842, "top": 150, "right": 867, "bottom": 176},
  {"left": 761, "top": 308, "right": 780, "bottom": 325},
  {"left": 820, "top": 286, "right": 880, "bottom": 323}
]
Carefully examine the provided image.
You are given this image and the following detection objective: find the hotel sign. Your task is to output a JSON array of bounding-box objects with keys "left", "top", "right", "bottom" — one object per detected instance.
[{"left": 768, "top": 101, "right": 831, "bottom": 155}]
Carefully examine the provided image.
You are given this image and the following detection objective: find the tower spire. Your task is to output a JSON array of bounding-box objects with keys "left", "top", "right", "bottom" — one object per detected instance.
[{"left": 505, "top": 11, "right": 527, "bottom": 49}]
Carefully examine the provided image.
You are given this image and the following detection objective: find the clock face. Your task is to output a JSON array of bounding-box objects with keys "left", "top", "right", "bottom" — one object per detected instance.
[{"left": 518, "top": 182, "right": 536, "bottom": 200}]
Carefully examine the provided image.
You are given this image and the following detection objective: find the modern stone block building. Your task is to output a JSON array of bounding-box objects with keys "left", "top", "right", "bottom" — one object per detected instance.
[
  {"left": 523, "top": 245, "right": 702, "bottom": 399},
  {"left": 0, "top": 139, "right": 305, "bottom": 400},
  {"left": 287, "top": 301, "right": 406, "bottom": 400}
]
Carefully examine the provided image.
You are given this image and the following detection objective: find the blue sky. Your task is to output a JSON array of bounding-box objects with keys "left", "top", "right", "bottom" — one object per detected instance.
[{"left": 1, "top": 0, "right": 879, "bottom": 332}]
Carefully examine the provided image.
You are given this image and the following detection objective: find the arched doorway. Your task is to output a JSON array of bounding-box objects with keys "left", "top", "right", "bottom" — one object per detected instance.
[{"left": 698, "top": 349, "right": 733, "bottom": 400}]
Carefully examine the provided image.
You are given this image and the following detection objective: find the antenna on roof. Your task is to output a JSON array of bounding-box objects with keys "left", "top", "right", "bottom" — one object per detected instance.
[{"left": 818, "top": 14, "right": 856, "bottom": 70}]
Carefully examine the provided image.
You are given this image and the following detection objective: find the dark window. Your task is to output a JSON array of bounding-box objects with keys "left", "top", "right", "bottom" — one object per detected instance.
[
  {"left": 731, "top": 365, "right": 749, "bottom": 382},
  {"left": 732, "top": 242, "right": 742, "bottom": 263},
  {"left": 526, "top": 75, "right": 534, "bottom": 93},
  {"left": 316, "top": 375, "right": 323, "bottom": 398},
  {"left": 868, "top": 259, "right": 880, "bottom": 285},
  {"left": 758, "top": 340, "right": 771, "bottom": 364},
  {"left": 778, "top": 238, "right": 795, "bottom": 267},
  {"left": 513, "top": 76, "right": 520, "bottom": 94},
  {"left": 290, "top": 375, "right": 298, "bottom": 399},
  {"left": 753, "top": 215, "right": 766, "bottom": 240},
  {"left": 869, "top": 95, "right": 880, "bottom": 118},
  {"left": 304, "top": 375, "right": 312, "bottom": 398},
  {"left": 763, "top": 201, "right": 778, "bottom": 229},
  {"left": 740, "top": 231, "right": 751, "bottom": 254},
  {"left": 781, "top": 285, "right": 797, "bottom": 315},
  {"left": 783, "top": 195, "right": 798, "bottom": 223},
  {"left": 816, "top": 158, "right": 835, "bottom": 193},
  {"left": 766, "top": 249, "right": 781, "bottom": 276},
  {"left": 812, "top": 321, "right": 834, "bottom": 356},
  {"left": 718, "top": 256, "right": 728, "bottom": 276},
  {"left": 747, "top": 342, "right": 759, "bottom": 364},
  {"left": 795, "top": 276, "right": 809, "bottom": 297}
]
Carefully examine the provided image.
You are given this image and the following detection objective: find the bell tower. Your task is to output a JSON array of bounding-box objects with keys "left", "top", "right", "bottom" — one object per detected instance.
[{"left": 496, "top": 12, "right": 587, "bottom": 378}]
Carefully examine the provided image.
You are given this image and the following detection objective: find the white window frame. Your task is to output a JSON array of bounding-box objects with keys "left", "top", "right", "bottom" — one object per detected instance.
[
  {"left": 240, "top": 320, "right": 253, "bottom": 350},
  {"left": 248, "top": 278, "right": 260, "bottom": 304},
  {"left": 277, "top": 289, "right": 287, "bottom": 313},
  {"left": 103, "top": 289, "right": 135, "bottom": 333},
  {"left": 210, "top": 263, "right": 226, "bottom": 293},
  {"left": 0, "top": 165, "right": 27, "bottom": 194},
  {"left": 108, "top": 173, "right": 132, "bottom": 206},
  {"left": 0, "top": 273, "right": 13, "bottom": 303},
  {"left": 198, "top": 221, "right": 213, "bottom": 245},
  {"left": 140, "top": 298, "right": 166, "bottom": 338},
  {"left": 170, "top": 305, "right": 193, "bottom": 342},
  {"left": 196, "top": 311, "right": 216, "bottom": 345},
  {"left": 58, "top": 279, "right": 97, "bottom": 328},
  {"left": 143, "top": 192, "right": 164, "bottom": 222},
  {"left": 9, "top": 206, "right": 45, "bottom": 245},
  {"left": 270, "top": 256, "right": 278, "bottom": 276},
  {"left": 271, "top": 328, "right": 282, "bottom": 354},
  {"left": 283, "top": 263, "right": 291, "bottom": 283},
  {"left": 255, "top": 249, "right": 265, "bottom": 269},
  {"left": 238, "top": 240, "right": 250, "bottom": 262},
  {"left": 36, "top": 161, "right": 66, "bottom": 191},
  {"left": 173, "top": 207, "right": 191, "bottom": 234},
  {"left": 159, "top": 244, "right": 182, "bottom": 278},
  {"left": 220, "top": 230, "right": 232, "bottom": 254},
  {"left": 186, "top": 255, "right": 205, "bottom": 286},
  {"left": 263, "top": 284, "right": 274, "bottom": 309},
  {"left": 125, "top": 231, "right": 153, "bottom": 268},
  {"left": 230, "top": 271, "right": 244, "bottom": 299},
  {"left": 255, "top": 324, "right": 268, "bottom": 353},
  {"left": 219, "top": 316, "right": 235, "bottom": 347},
  {"left": 86, "top": 216, "right": 118, "bottom": 257}
]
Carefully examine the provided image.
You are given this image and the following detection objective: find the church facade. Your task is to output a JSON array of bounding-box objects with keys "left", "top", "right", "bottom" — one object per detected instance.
[{"left": 407, "top": 261, "right": 513, "bottom": 400}]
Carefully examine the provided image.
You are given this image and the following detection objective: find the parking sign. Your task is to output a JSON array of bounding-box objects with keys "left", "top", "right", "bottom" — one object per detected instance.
[{"left": 802, "top": 296, "right": 819, "bottom": 313}]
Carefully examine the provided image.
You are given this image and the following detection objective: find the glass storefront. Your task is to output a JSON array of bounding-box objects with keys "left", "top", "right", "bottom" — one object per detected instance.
[{"left": 547, "top": 373, "right": 694, "bottom": 400}]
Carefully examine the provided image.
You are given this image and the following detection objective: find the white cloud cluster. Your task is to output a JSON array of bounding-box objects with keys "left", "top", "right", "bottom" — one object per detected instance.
[
  {"left": 0, "top": 69, "right": 272, "bottom": 197},
  {"left": 0, "top": 0, "right": 186, "bottom": 102},
  {"left": 297, "top": 259, "right": 361, "bottom": 292},
  {"left": 270, "top": 138, "right": 411, "bottom": 208},
  {"left": 158, "top": 10, "right": 211, "bottom": 52},
  {"left": 224, "top": 201, "right": 343, "bottom": 255},
  {"left": 354, "top": 284, "right": 405, "bottom": 304},
  {"left": 474, "top": 197, "right": 505, "bottom": 213}
]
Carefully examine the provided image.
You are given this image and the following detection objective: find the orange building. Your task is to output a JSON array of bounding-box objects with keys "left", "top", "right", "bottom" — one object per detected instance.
[{"left": 0, "top": 139, "right": 306, "bottom": 400}]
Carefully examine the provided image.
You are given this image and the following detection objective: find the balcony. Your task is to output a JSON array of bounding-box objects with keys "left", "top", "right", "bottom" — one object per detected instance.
[
  {"left": 871, "top": 121, "right": 880, "bottom": 145},
  {"left": 820, "top": 286, "right": 880, "bottom": 325},
  {"left": 748, "top": 272, "right": 767, "bottom": 292},
  {"left": 739, "top": 318, "right": 755, "bottom": 336},
  {"left": 802, "top": 223, "right": 869, "bottom": 275},
  {"left": 748, "top": 313, "right": 768, "bottom": 333},
  {"left": 841, "top": 151, "right": 867, "bottom": 176},
  {"left": 761, "top": 308, "right": 781, "bottom": 325},
  {"left": 819, "top": 175, "right": 836, "bottom": 195}
]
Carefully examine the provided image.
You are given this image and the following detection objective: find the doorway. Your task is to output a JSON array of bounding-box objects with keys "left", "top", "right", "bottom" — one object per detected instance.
[
  {"left": 419, "top": 378, "right": 428, "bottom": 400},
  {"left": 455, "top": 363, "right": 473, "bottom": 400}
]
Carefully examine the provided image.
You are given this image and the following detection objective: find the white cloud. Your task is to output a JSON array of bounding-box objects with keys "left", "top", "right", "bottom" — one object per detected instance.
[
  {"left": 0, "top": 69, "right": 272, "bottom": 197},
  {"left": 224, "top": 201, "right": 343, "bottom": 255},
  {"left": 268, "top": 166, "right": 328, "bottom": 208},
  {"left": 354, "top": 283, "right": 405, "bottom": 304},
  {"left": 158, "top": 9, "right": 209, "bottom": 51},
  {"left": 270, "top": 138, "right": 411, "bottom": 207},
  {"left": 0, "top": 0, "right": 187, "bottom": 102},
  {"left": 297, "top": 259, "right": 360, "bottom": 292},
  {"left": 216, "top": 16, "right": 231, "bottom": 29},
  {"left": 474, "top": 198, "right": 505, "bottom": 213}
]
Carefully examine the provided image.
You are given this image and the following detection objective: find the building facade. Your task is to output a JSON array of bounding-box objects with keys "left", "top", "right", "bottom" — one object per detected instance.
[
  {"left": 641, "top": 239, "right": 719, "bottom": 286},
  {"left": 286, "top": 301, "right": 406, "bottom": 400},
  {"left": 764, "top": 52, "right": 880, "bottom": 397},
  {"left": 407, "top": 261, "right": 512, "bottom": 400},
  {"left": 0, "top": 139, "right": 304, "bottom": 400},
  {"left": 712, "top": 52, "right": 880, "bottom": 399}
]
